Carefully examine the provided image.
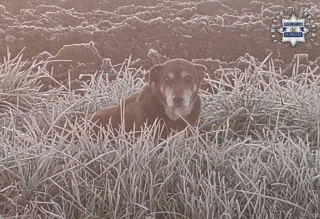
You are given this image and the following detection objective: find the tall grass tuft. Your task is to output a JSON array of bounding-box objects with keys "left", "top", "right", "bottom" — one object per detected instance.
[{"left": 0, "top": 53, "right": 320, "bottom": 218}]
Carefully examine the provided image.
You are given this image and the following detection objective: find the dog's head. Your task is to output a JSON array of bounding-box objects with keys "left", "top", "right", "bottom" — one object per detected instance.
[{"left": 145, "top": 59, "right": 206, "bottom": 120}]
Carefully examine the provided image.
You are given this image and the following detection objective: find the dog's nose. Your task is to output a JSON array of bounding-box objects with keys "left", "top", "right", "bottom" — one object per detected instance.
[{"left": 173, "top": 97, "right": 183, "bottom": 105}]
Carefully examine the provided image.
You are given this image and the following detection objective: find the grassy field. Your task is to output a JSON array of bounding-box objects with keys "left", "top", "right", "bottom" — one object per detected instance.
[{"left": 0, "top": 52, "right": 320, "bottom": 218}]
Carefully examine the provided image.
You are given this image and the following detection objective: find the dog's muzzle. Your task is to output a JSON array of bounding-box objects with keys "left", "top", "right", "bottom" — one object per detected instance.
[{"left": 173, "top": 96, "right": 184, "bottom": 107}]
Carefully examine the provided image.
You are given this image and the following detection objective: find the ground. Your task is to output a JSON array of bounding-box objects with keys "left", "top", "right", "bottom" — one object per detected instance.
[{"left": 0, "top": 0, "right": 319, "bottom": 90}]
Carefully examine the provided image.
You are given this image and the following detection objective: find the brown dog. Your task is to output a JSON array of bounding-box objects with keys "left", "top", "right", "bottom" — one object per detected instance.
[{"left": 90, "top": 58, "right": 207, "bottom": 139}]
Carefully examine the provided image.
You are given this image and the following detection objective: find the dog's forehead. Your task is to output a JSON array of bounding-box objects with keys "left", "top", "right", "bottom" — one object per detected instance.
[{"left": 162, "top": 61, "right": 196, "bottom": 76}]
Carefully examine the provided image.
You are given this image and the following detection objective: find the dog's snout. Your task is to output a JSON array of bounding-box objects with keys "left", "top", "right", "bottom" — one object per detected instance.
[{"left": 173, "top": 97, "right": 183, "bottom": 105}]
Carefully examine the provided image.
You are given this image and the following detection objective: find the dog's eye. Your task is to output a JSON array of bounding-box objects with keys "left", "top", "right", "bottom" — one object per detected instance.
[
  {"left": 185, "top": 75, "right": 192, "bottom": 81},
  {"left": 164, "top": 77, "right": 171, "bottom": 82}
]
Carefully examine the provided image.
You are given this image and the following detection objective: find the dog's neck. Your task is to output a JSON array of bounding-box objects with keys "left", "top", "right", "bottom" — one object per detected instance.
[{"left": 164, "top": 104, "right": 194, "bottom": 121}]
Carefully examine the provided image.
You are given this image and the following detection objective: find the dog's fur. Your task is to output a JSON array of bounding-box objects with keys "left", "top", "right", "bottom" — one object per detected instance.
[{"left": 90, "top": 58, "right": 207, "bottom": 139}]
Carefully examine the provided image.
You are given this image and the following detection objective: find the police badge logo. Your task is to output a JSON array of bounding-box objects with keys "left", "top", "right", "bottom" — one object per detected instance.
[
  {"left": 277, "top": 14, "right": 308, "bottom": 46},
  {"left": 271, "top": 8, "right": 317, "bottom": 47}
]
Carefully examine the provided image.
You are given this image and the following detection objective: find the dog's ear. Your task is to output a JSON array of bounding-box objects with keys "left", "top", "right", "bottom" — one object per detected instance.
[
  {"left": 194, "top": 64, "right": 207, "bottom": 81},
  {"left": 145, "top": 64, "right": 162, "bottom": 84}
]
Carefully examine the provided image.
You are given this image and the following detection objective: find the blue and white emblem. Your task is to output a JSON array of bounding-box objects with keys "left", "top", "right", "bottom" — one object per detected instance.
[{"left": 277, "top": 13, "right": 309, "bottom": 47}]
